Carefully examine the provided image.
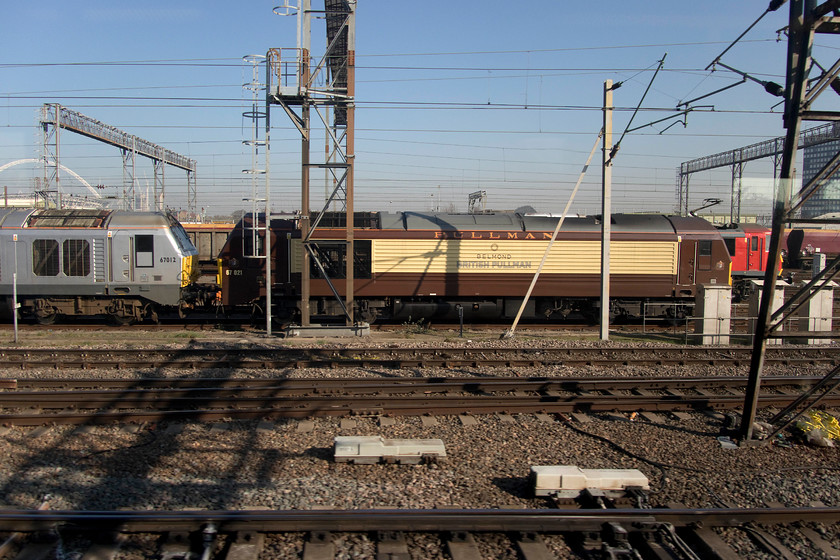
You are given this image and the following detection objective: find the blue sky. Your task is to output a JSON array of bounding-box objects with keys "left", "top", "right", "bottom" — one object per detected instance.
[{"left": 1, "top": 1, "right": 833, "bottom": 218}]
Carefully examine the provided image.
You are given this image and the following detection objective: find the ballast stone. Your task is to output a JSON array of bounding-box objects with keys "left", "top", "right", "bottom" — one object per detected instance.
[
  {"left": 334, "top": 436, "right": 447, "bottom": 464},
  {"left": 530, "top": 465, "right": 649, "bottom": 497}
]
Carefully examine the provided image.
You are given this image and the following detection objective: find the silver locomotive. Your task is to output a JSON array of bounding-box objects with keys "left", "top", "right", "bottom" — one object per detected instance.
[{"left": 0, "top": 208, "right": 204, "bottom": 324}]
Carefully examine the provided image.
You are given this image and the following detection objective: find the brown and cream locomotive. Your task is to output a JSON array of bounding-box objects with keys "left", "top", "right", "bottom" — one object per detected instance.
[{"left": 217, "top": 211, "right": 736, "bottom": 324}]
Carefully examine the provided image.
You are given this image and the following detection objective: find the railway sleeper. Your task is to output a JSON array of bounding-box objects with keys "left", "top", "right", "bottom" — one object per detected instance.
[{"left": 575, "top": 520, "right": 698, "bottom": 560}]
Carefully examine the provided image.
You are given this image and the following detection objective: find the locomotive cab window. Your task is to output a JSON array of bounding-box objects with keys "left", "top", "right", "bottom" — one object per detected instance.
[
  {"left": 355, "top": 240, "right": 372, "bottom": 279},
  {"left": 723, "top": 238, "right": 736, "bottom": 257},
  {"left": 63, "top": 239, "right": 91, "bottom": 277},
  {"left": 243, "top": 232, "right": 264, "bottom": 267},
  {"left": 167, "top": 215, "right": 194, "bottom": 254},
  {"left": 32, "top": 239, "right": 60, "bottom": 277},
  {"left": 751, "top": 236, "right": 759, "bottom": 251},
  {"left": 697, "top": 240, "right": 712, "bottom": 271},
  {"left": 135, "top": 235, "right": 154, "bottom": 268}
]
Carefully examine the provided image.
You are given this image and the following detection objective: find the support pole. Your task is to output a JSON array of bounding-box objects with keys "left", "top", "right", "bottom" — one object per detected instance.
[
  {"left": 502, "top": 130, "right": 602, "bottom": 338},
  {"left": 300, "top": 20, "right": 312, "bottom": 326},
  {"left": 55, "top": 106, "right": 61, "bottom": 209},
  {"left": 345, "top": 10, "right": 356, "bottom": 326},
  {"left": 265, "top": 63, "right": 273, "bottom": 336},
  {"left": 300, "top": 99, "right": 311, "bottom": 327},
  {"left": 600, "top": 80, "right": 614, "bottom": 341},
  {"left": 12, "top": 235, "right": 18, "bottom": 345}
]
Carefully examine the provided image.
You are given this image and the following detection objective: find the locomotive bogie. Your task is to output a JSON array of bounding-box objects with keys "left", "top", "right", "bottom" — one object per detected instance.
[{"left": 0, "top": 208, "right": 202, "bottom": 324}]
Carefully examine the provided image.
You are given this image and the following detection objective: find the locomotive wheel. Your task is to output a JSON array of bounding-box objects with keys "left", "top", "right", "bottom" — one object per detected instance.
[
  {"left": 34, "top": 310, "right": 57, "bottom": 325},
  {"left": 109, "top": 313, "right": 136, "bottom": 326},
  {"left": 357, "top": 307, "right": 380, "bottom": 323},
  {"left": 249, "top": 302, "right": 264, "bottom": 327}
]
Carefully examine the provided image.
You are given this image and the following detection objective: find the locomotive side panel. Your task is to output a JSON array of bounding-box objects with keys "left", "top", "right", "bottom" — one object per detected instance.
[
  {"left": 218, "top": 216, "right": 300, "bottom": 309},
  {"left": 106, "top": 228, "right": 185, "bottom": 306},
  {"left": 291, "top": 237, "right": 680, "bottom": 299},
  {"left": 12, "top": 230, "right": 105, "bottom": 296}
]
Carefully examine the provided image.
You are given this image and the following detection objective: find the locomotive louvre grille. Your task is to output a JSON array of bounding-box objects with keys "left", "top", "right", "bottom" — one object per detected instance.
[{"left": 92, "top": 239, "right": 105, "bottom": 282}]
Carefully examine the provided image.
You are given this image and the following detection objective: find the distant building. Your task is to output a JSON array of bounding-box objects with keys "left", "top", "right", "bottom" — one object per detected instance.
[{"left": 802, "top": 139, "right": 840, "bottom": 218}]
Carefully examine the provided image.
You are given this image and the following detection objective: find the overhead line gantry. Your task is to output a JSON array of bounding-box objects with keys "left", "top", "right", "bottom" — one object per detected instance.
[
  {"left": 40, "top": 103, "right": 197, "bottom": 212},
  {"left": 677, "top": 121, "right": 840, "bottom": 222}
]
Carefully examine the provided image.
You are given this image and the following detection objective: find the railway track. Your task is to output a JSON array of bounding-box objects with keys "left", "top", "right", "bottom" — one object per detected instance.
[
  {"left": 2, "top": 505, "right": 839, "bottom": 559},
  {"left": 0, "top": 375, "right": 832, "bottom": 426},
  {"left": 0, "top": 345, "right": 835, "bottom": 370}
]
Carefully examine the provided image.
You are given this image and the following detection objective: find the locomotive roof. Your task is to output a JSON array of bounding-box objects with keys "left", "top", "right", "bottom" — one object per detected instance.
[
  {"left": 522, "top": 213, "right": 677, "bottom": 233},
  {"left": 107, "top": 211, "right": 171, "bottom": 228},
  {"left": 737, "top": 223, "right": 771, "bottom": 233},
  {"left": 0, "top": 208, "right": 38, "bottom": 228},
  {"left": 665, "top": 215, "right": 723, "bottom": 236},
  {"left": 380, "top": 211, "right": 701, "bottom": 233},
  {"left": 393, "top": 212, "right": 522, "bottom": 231},
  {"left": 0, "top": 208, "right": 170, "bottom": 229}
]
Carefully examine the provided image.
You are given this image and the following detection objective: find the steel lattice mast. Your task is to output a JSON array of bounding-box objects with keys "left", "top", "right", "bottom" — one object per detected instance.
[
  {"left": 741, "top": 0, "right": 840, "bottom": 444},
  {"left": 267, "top": 1, "right": 356, "bottom": 328}
]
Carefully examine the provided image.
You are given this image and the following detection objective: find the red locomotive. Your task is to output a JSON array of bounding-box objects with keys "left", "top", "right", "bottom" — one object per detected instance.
[{"left": 716, "top": 223, "right": 776, "bottom": 300}]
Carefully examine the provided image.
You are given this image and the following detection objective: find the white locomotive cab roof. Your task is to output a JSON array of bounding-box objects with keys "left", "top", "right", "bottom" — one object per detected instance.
[{"left": 106, "top": 211, "right": 171, "bottom": 228}]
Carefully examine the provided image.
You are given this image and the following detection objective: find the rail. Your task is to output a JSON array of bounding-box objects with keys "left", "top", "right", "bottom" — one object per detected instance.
[
  {"left": 2, "top": 505, "right": 839, "bottom": 532},
  {"left": 0, "top": 375, "right": 834, "bottom": 426}
]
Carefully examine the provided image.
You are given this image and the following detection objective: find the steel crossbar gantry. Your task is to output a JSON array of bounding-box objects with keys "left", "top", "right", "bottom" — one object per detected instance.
[
  {"left": 39, "top": 103, "right": 197, "bottom": 212},
  {"left": 678, "top": 121, "right": 840, "bottom": 220}
]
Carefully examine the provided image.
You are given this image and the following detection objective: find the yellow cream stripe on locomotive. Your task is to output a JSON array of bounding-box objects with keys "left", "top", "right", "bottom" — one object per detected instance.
[
  {"left": 290, "top": 239, "right": 679, "bottom": 275},
  {"left": 369, "top": 240, "right": 679, "bottom": 274}
]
